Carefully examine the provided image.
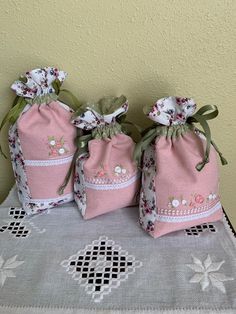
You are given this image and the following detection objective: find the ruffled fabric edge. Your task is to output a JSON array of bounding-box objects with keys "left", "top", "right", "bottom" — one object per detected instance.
[
  {"left": 11, "top": 67, "right": 67, "bottom": 99},
  {"left": 72, "top": 96, "right": 129, "bottom": 131},
  {"left": 147, "top": 96, "right": 196, "bottom": 126}
]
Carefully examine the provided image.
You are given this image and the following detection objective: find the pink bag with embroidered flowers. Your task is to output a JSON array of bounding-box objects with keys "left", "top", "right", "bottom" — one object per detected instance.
[
  {"left": 2, "top": 67, "right": 78, "bottom": 214},
  {"left": 135, "top": 96, "right": 227, "bottom": 238},
  {"left": 72, "top": 95, "right": 140, "bottom": 219}
]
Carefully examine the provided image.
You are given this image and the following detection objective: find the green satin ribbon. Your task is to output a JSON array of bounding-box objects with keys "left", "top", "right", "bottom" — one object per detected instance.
[
  {"left": 91, "top": 122, "right": 122, "bottom": 139},
  {"left": 134, "top": 105, "right": 227, "bottom": 171},
  {"left": 58, "top": 89, "right": 81, "bottom": 111},
  {"left": 52, "top": 78, "right": 81, "bottom": 110},
  {"left": 92, "top": 95, "right": 127, "bottom": 116},
  {"left": 117, "top": 114, "right": 143, "bottom": 139},
  {"left": 0, "top": 96, "right": 28, "bottom": 158},
  {"left": 26, "top": 93, "right": 58, "bottom": 105},
  {"left": 73, "top": 95, "right": 127, "bottom": 120},
  {"left": 187, "top": 104, "right": 221, "bottom": 170},
  {"left": 58, "top": 133, "right": 92, "bottom": 195},
  {"left": 0, "top": 79, "right": 80, "bottom": 158},
  {"left": 195, "top": 128, "right": 228, "bottom": 168}
]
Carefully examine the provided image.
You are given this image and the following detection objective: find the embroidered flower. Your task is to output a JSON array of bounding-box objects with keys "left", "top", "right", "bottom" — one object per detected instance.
[
  {"left": 58, "top": 148, "right": 65, "bottom": 155},
  {"left": 49, "top": 139, "right": 56, "bottom": 146},
  {"left": 172, "top": 199, "right": 180, "bottom": 208},
  {"left": 114, "top": 166, "right": 122, "bottom": 174},
  {"left": 187, "top": 255, "right": 234, "bottom": 294},
  {"left": 195, "top": 194, "right": 204, "bottom": 204},
  {"left": 182, "top": 199, "right": 187, "bottom": 205},
  {"left": 0, "top": 255, "right": 24, "bottom": 287},
  {"left": 48, "top": 136, "right": 69, "bottom": 157},
  {"left": 95, "top": 164, "right": 108, "bottom": 178},
  {"left": 208, "top": 193, "right": 217, "bottom": 201},
  {"left": 114, "top": 165, "right": 128, "bottom": 177}
]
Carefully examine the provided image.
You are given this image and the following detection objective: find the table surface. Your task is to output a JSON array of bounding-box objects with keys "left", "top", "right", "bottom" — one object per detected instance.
[{"left": 0, "top": 187, "right": 235, "bottom": 314}]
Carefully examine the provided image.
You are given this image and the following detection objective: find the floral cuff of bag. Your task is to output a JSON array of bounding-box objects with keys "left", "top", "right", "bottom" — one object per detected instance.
[
  {"left": 11, "top": 67, "right": 67, "bottom": 100},
  {"left": 146, "top": 96, "right": 197, "bottom": 126},
  {"left": 72, "top": 95, "right": 128, "bottom": 130}
]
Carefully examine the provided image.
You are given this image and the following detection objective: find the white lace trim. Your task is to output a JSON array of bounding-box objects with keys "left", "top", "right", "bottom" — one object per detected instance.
[
  {"left": 85, "top": 173, "right": 140, "bottom": 190},
  {"left": 27, "top": 193, "right": 74, "bottom": 203},
  {"left": 24, "top": 155, "right": 73, "bottom": 167},
  {"left": 159, "top": 199, "right": 219, "bottom": 216},
  {"left": 85, "top": 174, "right": 134, "bottom": 185},
  {"left": 223, "top": 215, "right": 236, "bottom": 248},
  {"left": 0, "top": 306, "right": 235, "bottom": 314},
  {"left": 156, "top": 201, "right": 221, "bottom": 223}
]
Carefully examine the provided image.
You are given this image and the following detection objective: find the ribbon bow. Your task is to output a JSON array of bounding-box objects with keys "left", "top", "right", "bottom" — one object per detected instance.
[{"left": 134, "top": 104, "right": 227, "bottom": 171}]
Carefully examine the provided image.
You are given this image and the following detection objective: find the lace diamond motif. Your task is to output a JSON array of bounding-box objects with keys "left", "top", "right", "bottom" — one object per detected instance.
[{"left": 61, "top": 236, "right": 142, "bottom": 302}]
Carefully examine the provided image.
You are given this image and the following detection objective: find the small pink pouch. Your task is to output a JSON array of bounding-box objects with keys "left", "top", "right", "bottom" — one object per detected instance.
[
  {"left": 72, "top": 96, "right": 140, "bottom": 219},
  {"left": 7, "top": 67, "right": 77, "bottom": 214},
  {"left": 135, "top": 96, "right": 227, "bottom": 238}
]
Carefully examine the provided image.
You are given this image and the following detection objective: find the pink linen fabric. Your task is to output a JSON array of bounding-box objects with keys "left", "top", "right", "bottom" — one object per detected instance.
[
  {"left": 8, "top": 68, "right": 77, "bottom": 214},
  {"left": 139, "top": 96, "right": 223, "bottom": 238},
  {"left": 82, "top": 134, "right": 139, "bottom": 219},
  {"left": 73, "top": 98, "right": 140, "bottom": 219}
]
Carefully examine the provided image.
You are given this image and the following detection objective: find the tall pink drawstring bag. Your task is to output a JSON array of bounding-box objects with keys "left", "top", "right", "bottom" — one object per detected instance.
[
  {"left": 71, "top": 95, "right": 140, "bottom": 219},
  {"left": 134, "top": 96, "right": 227, "bottom": 238},
  {"left": 0, "top": 67, "right": 78, "bottom": 214}
]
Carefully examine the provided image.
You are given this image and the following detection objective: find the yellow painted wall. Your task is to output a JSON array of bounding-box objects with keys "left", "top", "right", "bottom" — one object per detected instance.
[{"left": 0, "top": 0, "right": 235, "bottom": 226}]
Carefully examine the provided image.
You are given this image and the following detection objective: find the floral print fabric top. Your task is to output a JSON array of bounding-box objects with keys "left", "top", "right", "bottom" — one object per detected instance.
[
  {"left": 72, "top": 100, "right": 129, "bottom": 131},
  {"left": 11, "top": 67, "right": 67, "bottom": 99},
  {"left": 147, "top": 96, "right": 196, "bottom": 126}
]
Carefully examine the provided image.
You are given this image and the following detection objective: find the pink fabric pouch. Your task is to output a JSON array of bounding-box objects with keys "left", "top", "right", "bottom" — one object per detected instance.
[
  {"left": 135, "top": 96, "right": 227, "bottom": 238},
  {"left": 72, "top": 96, "right": 140, "bottom": 219},
  {"left": 3, "top": 67, "right": 77, "bottom": 214}
]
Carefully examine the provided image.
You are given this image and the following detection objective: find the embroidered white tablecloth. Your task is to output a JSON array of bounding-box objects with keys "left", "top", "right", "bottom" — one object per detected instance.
[{"left": 0, "top": 186, "right": 235, "bottom": 314}]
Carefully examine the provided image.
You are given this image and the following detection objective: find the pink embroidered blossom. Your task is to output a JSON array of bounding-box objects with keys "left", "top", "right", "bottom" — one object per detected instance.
[
  {"left": 195, "top": 194, "right": 205, "bottom": 204},
  {"left": 48, "top": 136, "right": 69, "bottom": 157}
]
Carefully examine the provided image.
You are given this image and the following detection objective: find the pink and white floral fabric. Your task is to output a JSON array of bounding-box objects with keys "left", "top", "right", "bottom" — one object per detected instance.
[
  {"left": 11, "top": 67, "right": 66, "bottom": 99},
  {"left": 139, "top": 96, "right": 223, "bottom": 238},
  {"left": 72, "top": 98, "right": 140, "bottom": 219},
  {"left": 9, "top": 67, "right": 76, "bottom": 215},
  {"left": 148, "top": 96, "right": 196, "bottom": 126},
  {"left": 72, "top": 101, "right": 129, "bottom": 130}
]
